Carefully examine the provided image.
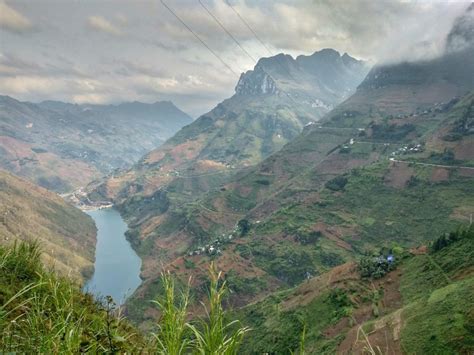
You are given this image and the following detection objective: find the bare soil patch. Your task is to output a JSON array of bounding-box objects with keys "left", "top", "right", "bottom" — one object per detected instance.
[
  {"left": 430, "top": 167, "right": 449, "bottom": 182},
  {"left": 384, "top": 163, "right": 414, "bottom": 188}
]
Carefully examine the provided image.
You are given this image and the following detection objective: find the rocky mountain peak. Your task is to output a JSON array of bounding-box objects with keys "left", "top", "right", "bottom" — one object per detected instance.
[
  {"left": 234, "top": 49, "right": 367, "bottom": 99},
  {"left": 235, "top": 65, "right": 278, "bottom": 96}
]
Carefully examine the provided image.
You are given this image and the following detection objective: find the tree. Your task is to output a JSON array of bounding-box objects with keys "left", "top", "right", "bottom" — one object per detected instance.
[{"left": 237, "top": 219, "right": 251, "bottom": 237}]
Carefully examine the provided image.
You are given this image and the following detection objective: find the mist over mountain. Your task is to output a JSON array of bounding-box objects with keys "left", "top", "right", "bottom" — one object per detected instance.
[
  {"left": 0, "top": 96, "right": 192, "bottom": 192},
  {"left": 446, "top": 2, "right": 474, "bottom": 53}
]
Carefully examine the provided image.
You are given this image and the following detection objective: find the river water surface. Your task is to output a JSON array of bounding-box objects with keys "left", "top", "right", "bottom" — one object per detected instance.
[{"left": 84, "top": 208, "right": 141, "bottom": 305}]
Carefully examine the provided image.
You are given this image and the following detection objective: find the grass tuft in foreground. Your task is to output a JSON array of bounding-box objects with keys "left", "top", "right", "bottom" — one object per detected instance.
[{"left": 0, "top": 241, "right": 249, "bottom": 354}]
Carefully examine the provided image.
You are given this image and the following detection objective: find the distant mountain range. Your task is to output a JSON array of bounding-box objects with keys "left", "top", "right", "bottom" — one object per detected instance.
[
  {"left": 0, "top": 96, "right": 192, "bottom": 192},
  {"left": 89, "top": 49, "right": 368, "bottom": 206}
]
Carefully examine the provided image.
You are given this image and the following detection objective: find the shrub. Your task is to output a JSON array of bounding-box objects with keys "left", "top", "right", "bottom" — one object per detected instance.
[
  {"left": 430, "top": 225, "right": 474, "bottom": 252},
  {"left": 358, "top": 253, "right": 396, "bottom": 279},
  {"left": 237, "top": 219, "right": 251, "bottom": 237},
  {"left": 325, "top": 176, "right": 348, "bottom": 191}
]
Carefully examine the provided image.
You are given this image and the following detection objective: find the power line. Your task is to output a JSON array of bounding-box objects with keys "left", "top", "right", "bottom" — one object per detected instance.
[
  {"left": 198, "top": 0, "right": 257, "bottom": 63},
  {"left": 225, "top": 1, "right": 329, "bottom": 110},
  {"left": 162, "top": 0, "right": 317, "bottom": 119},
  {"left": 225, "top": 0, "right": 299, "bottom": 79},
  {"left": 225, "top": 0, "right": 273, "bottom": 57},
  {"left": 160, "top": 0, "right": 238, "bottom": 76},
  {"left": 197, "top": 0, "right": 309, "bottom": 112}
]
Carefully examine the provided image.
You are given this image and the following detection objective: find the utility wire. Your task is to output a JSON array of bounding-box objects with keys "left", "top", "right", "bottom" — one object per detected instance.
[
  {"left": 225, "top": 0, "right": 274, "bottom": 57},
  {"left": 197, "top": 0, "right": 308, "bottom": 111},
  {"left": 198, "top": 0, "right": 258, "bottom": 63},
  {"left": 225, "top": 0, "right": 331, "bottom": 111},
  {"left": 160, "top": 0, "right": 238, "bottom": 76},
  {"left": 225, "top": 0, "right": 300, "bottom": 80}
]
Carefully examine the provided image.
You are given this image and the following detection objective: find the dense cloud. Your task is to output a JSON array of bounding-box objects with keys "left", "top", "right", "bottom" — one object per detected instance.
[{"left": 0, "top": 0, "right": 471, "bottom": 117}]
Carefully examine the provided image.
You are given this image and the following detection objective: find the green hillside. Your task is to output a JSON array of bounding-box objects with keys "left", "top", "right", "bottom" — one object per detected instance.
[
  {"left": 2, "top": 228, "right": 471, "bottom": 354},
  {"left": 236, "top": 227, "right": 474, "bottom": 354},
  {"left": 0, "top": 170, "right": 96, "bottom": 281},
  {"left": 122, "top": 86, "right": 473, "bottom": 324},
  {"left": 85, "top": 17, "right": 474, "bottom": 332}
]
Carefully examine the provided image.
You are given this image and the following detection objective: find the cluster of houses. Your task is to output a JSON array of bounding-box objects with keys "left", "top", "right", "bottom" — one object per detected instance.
[
  {"left": 390, "top": 143, "right": 424, "bottom": 157},
  {"left": 61, "top": 187, "right": 113, "bottom": 211},
  {"left": 187, "top": 226, "right": 239, "bottom": 257},
  {"left": 388, "top": 100, "right": 456, "bottom": 121},
  {"left": 310, "top": 99, "right": 333, "bottom": 110}
]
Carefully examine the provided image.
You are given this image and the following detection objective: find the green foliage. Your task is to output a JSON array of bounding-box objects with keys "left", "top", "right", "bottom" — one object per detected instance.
[
  {"left": 358, "top": 253, "right": 396, "bottom": 279},
  {"left": 184, "top": 259, "right": 196, "bottom": 270},
  {"left": 430, "top": 225, "right": 474, "bottom": 252},
  {"left": 293, "top": 228, "right": 322, "bottom": 245},
  {"left": 266, "top": 249, "right": 316, "bottom": 286},
  {"left": 187, "top": 263, "right": 250, "bottom": 354},
  {"left": 325, "top": 175, "right": 348, "bottom": 191},
  {"left": 152, "top": 272, "right": 191, "bottom": 355},
  {"left": 224, "top": 270, "right": 266, "bottom": 295},
  {"left": 428, "top": 149, "right": 457, "bottom": 165},
  {"left": 0, "top": 241, "right": 145, "bottom": 353},
  {"left": 237, "top": 219, "right": 251, "bottom": 237},
  {"left": 370, "top": 122, "right": 416, "bottom": 141}
]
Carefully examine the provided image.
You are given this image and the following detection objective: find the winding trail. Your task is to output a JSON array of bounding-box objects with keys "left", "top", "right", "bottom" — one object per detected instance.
[{"left": 390, "top": 159, "right": 474, "bottom": 171}]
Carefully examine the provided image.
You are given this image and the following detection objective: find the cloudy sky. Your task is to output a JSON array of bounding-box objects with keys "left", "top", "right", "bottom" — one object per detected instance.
[{"left": 0, "top": 0, "right": 470, "bottom": 117}]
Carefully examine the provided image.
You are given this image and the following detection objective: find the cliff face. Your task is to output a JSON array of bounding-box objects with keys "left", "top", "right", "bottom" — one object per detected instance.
[
  {"left": 235, "top": 66, "right": 278, "bottom": 96},
  {"left": 234, "top": 49, "right": 368, "bottom": 106}
]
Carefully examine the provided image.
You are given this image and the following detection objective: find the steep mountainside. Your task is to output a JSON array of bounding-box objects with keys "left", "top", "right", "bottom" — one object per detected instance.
[
  {"left": 117, "top": 29, "right": 473, "bottom": 325},
  {"left": 127, "top": 90, "right": 474, "bottom": 326},
  {"left": 90, "top": 49, "right": 368, "bottom": 205},
  {"left": 0, "top": 170, "right": 96, "bottom": 280},
  {"left": 0, "top": 96, "right": 192, "bottom": 192},
  {"left": 236, "top": 228, "right": 474, "bottom": 354}
]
